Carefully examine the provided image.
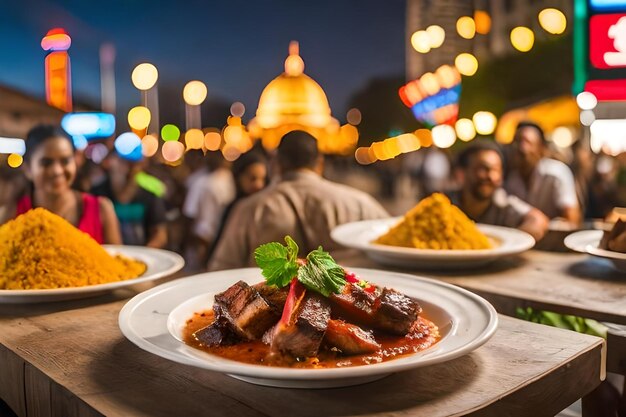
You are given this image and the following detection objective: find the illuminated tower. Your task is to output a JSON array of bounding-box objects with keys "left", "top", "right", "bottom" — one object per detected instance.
[{"left": 41, "top": 28, "right": 72, "bottom": 112}]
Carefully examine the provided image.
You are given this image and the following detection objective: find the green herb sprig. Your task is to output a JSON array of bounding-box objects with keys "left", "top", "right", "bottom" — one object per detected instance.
[{"left": 254, "top": 236, "right": 346, "bottom": 297}]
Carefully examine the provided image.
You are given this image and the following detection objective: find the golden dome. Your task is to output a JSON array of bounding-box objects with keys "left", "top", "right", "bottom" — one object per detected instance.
[{"left": 248, "top": 41, "right": 357, "bottom": 154}]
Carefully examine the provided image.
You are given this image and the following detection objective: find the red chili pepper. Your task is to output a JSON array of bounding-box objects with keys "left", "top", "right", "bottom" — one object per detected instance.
[
  {"left": 364, "top": 285, "right": 376, "bottom": 293},
  {"left": 344, "top": 270, "right": 358, "bottom": 283}
]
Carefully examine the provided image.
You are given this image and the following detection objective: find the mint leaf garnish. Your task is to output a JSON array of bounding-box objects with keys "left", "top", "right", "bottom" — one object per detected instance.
[
  {"left": 254, "top": 238, "right": 346, "bottom": 297},
  {"left": 254, "top": 238, "right": 299, "bottom": 288},
  {"left": 298, "top": 246, "right": 346, "bottom": 297}
]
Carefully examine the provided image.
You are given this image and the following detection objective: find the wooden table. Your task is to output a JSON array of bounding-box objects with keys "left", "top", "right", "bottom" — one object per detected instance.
[{"left": 0, "top": 286, "right": 605, "bottom": 417}]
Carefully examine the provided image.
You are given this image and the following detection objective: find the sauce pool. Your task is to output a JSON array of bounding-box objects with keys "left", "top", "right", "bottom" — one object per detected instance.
[{"left": 183, "top": 310, "right": 440, "bottom": 368}]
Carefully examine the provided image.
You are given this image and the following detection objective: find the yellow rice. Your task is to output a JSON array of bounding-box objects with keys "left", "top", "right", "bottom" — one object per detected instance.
[
  {"left": 375, "top": 193, "right": 492, "bottom": 250},
  {"left": 0, "top": 208, "right": 146, "bottom": 289}
]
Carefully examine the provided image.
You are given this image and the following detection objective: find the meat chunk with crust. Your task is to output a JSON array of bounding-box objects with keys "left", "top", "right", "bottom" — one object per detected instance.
[
  {"left": 330, "top": 283, "right": 421, "bottom": 335},
  {"left": 324, "top": 319, "right": 381, "bottom": 354},
  {"left": 271, "top": 280, "right": 331, "bottom": 358},
  {"left": 213, "top": 280, "right": 279, "bottom": 340}
]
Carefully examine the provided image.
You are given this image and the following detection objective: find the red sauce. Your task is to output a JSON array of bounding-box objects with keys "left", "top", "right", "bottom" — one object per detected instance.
[{"left": 183, "top": 310, "right": 440, "bottom": 368}]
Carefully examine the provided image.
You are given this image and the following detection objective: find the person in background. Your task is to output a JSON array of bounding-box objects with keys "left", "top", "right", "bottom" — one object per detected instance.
[
  {"left": 208, "top": 130, "right": 389, "bottom": 270},
  {"left": 183, "top": 151, "right": 235, "bottom": 270},
  {"left": 12, "top": 124, "right": 121, "bottom": 244},
  {"left": 91, "top": 152, "right": 167, "bottom": 248},
  {"left": 207, "top": 150, "right": 268, "bottom": 263},
  {"left": 505, "top": 121, "right": 582, "bottom": 226},
  {"left": 0, "top": 164, "right": 27, "bottom": 224},
  {"left": 451, "top": 140, "right": 549, "bottom": 242}
]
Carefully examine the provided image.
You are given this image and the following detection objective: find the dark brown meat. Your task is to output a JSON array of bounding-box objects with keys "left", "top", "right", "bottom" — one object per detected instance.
[
  {"left": 193, "top": 316, "right": 240, "bottom": 346},
  {"left": 252, "top": 282, "right": 289, "bottom": 312},
  {"left": 330, "top": 283, "right": 421, "bottom": 335},
  {"left": 374, "top": 288, "right": 421, "bottom": 334},
  {"left": 324, "top": 319, "right": 381, "bottom": 354},
  {"left": 271, "top": 280, "right": 331, "bottom": 357},
  {"left": 214, "top": 280, "right": 279, "bottom": 340}
]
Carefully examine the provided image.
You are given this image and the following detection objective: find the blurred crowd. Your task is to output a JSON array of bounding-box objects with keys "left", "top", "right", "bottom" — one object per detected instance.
[{"left": 1, "top": 122, "right": 625, "bottom": 272}]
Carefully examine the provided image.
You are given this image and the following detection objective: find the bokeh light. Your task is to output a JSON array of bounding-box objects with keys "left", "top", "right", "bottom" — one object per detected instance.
[
  {"left": 473, "top": 111, "right": 497, "bottom": 135},
  {"left": 204, "top": 131, "right": 222, "bottom": 151},
  {"left": 411, "top": 30, "right": 431, "bottom": 53},
  {"left": 432, "top": 125, "right": 456, "bottom": 148},
  {"left": 435, "top": 65, "right": 460, "bottom": 88},
  {"left": 456, "top": 16, "right": 476, "bottom": 39},
  {"left": 474, "top": 10, "right": 491, "bottom": 35},
  {"left": 221, "top": 144, "right": 241, "bottom": 161},
  {"left": 72, "top": 135, "right": 88, "bottom": 151},
  {"left": 185, "top": 129, "right": 204, "bottom": 149},
  {"left": 161, "top": 124, "right": 181, "bottom": 141},
  {"left": 420, "top": 72, "right": 440, "bottom": 95},
  {"left": 141, "top": 135, "right": 159, "bottom": 157},
  {"left": 396, "top": 133, "right": 420, "bottom": 153},
  {"left": 580, "top": 110, "right": 596, "bottom": 126},
  {"left": 576, "top": 92, "right": 597, "bottom": 110},
  {"left": 89, "top": 143, "right": 109, "bottom": 164},
  {"left": 426, "top": 25, "right": 445, "bottom": 48},
  {"left": 183, "top": 81, "right": 208, "bottom": 106},
  {"left": 230, "top": 102, "right": 246, "bottom": 117},
  {"left": 131, "top": 63, "right": 158, "bottom": 90},
  {"left": 354, "top": 146, "right": 375, "bottom": 165},
  {"left": 415, "top": 129, "right": 433, "bottom": 147},
  {"left": 346, "top": 108, "right": 362, "bottom": 125},
  {"left": 162, "top": 140, "right": 185, "bottom": 162},
  {"left": 114, "top": 132, "right": 142, "bottom": 161},
  {"left": 510, "top": 27, "right": 535, "bottom": 52},
  {"left": 455, "top": 118, "right": 476, "bottom": 142},
  {"left": 455, "top": 53, "right": 479, "bottom": 76},
  {"left": 551, "top": 126, "right": 575, "bottom": 148},
  {"left": 127, "top": 106, "right": 151, "bottom": 130},
  {"left": 538, "top": 8, "right": 567, "bottom": 35},
  {"left": 7, "top": 153, "right": 23, "bottom": 168}
]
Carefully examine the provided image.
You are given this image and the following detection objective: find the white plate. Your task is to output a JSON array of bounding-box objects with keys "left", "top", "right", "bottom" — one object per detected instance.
[
  {"left": 564, "top": 230, "right": 626, "bottom": 273},
  {"left": 119, "top": 268, "right": 498, "bottom": 388},
  {"left": 0, "top": 245, "right": 185, "bottom": 303},
  {"left": 331, "top": 218, "right": 535, "bottom": 269}
]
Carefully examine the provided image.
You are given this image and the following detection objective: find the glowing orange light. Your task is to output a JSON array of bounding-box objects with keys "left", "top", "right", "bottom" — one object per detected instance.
[
  {"left": 474, "top": 11, "right": 492, "bottom": 35},
  {"left": 43, "top": 29, "right": 72, "bottom": 112},
  {"left": 141, "top": 135, "right": 159, "bottom": 157},
  {"left": 415, "top": 129, "right": 433, "bottom": 147},
  {"left": 185, "top": 129, "right": 205, "bottom": 149},
  {"left": 204, "top": 131, "right": 222, "bottom": 151}
]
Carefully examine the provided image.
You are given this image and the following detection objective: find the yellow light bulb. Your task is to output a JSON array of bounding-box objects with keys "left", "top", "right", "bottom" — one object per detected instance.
[
  {"left": 473, "top": 111, "right": 497, "bottom": 135},
  {"left": 456, "top": 16, "right": 476, "bottom": 40},
  {"left": 455, "top": 118, "right": 476, "bottom": 142},
  {"left": 411, "top": 30, "right": 431, "bottom": 53},
  {"left": 538, "top": 8, "right": 566, "bottom": 35},
  {"left": 510, "top": 26, "right": 534, "bottom": 52},
  {"left": 183, "top": 81, "right": 208, "bottom": 105},
  {"left": 131, "top": 63, "right": 158, "bottom": 90},
  {"left": 455, "top": 53, "right": 479, "bottom": 76},
  {"left": 127, "top": 106, "right": 151, "bottom": 130}
]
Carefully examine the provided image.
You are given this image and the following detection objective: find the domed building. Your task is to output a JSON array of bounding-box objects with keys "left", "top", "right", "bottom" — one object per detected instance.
[{"left": 247, "top": 42, "right": 358, "bottom": 154}]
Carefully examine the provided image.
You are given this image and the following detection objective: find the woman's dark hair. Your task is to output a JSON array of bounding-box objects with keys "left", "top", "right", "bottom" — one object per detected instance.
[
  {"left": 232, "top": 150, "right": 267, "bottom": 180},
  {"left": 24, "top": 124, "right": 74, "bottom": 162}
]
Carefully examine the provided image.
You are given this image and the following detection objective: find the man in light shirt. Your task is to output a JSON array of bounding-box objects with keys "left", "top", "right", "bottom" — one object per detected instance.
[
  {"left": 505, "top": 122, "right": 582, "bottom": 226},
  {"left": 451, "top": 140, "right": 548, "bottom": 242},
  {"left": 208, "top": 130, "right": 389, "bottom": 270},
  {"left": 183, "top": 152, "right": 235, "bottom": 270}
]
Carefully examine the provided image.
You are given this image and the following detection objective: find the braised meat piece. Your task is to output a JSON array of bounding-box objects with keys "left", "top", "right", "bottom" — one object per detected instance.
[
  {"left": 193, "top": 316, "right": 240, "bottom": 346},
  {"left": 271, "top": 280, "right": 331, "bottom": 357},
  {"left": 324, "top": 319, "right": 381, "bottom": 354},
  {"left": 330, "top": 283, "right": 421, "bottom": 335},
  {"left": 374, "top": 288, "right": 422, "bottom": 335},
  {"left": 253, "top": 282, "right": 289, "bottom": 312},
  {"left": 214, "top": 280, "right": 279, "bottom": 340}
]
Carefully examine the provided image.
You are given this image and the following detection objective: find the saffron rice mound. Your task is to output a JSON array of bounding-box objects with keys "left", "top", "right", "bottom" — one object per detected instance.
[
  {"left": 374, "top": 193, "right": 492, "bottom": 250},
  {"left": 0, "top": 208, "right": 146, "bottom": 289}
]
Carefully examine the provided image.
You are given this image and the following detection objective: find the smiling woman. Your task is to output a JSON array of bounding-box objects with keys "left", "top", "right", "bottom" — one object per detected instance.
[{"left": 10, "top": 124, "right": 122, "bottom": 244}]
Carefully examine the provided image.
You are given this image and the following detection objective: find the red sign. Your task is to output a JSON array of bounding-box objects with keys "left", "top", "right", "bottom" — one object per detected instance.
[
  {"left": 585, "top": 79, "right": 626, "bottom": 100},
  {"left": 589, "top": 13, "right": 626, "bottom": 69}
]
